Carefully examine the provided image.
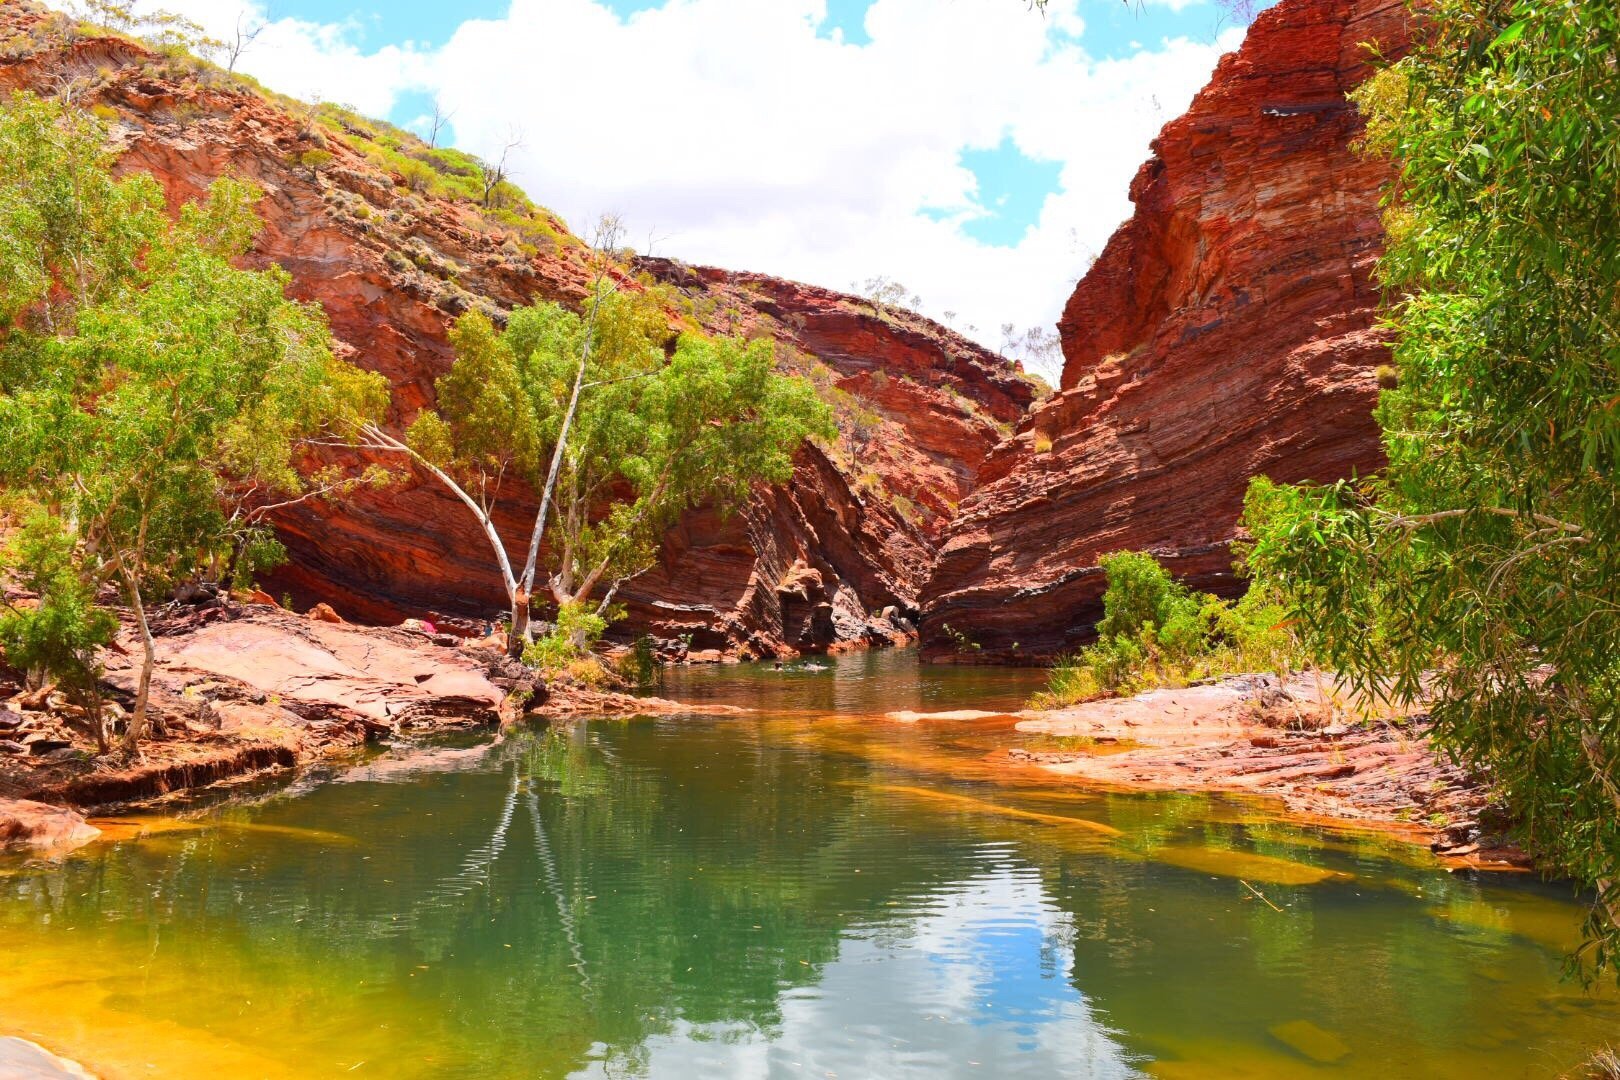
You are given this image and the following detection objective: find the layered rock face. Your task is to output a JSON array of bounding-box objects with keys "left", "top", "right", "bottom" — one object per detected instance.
[
  {"left": 0, "top": 6, "right": 1032, "bottom": 658},
  {"left": 921, "top": 0, "right": 1407, "bottom": 662}
]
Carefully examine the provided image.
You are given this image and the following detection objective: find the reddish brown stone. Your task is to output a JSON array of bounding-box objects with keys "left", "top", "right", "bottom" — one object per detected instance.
[
  {"left": 921, "top": 0, "right": 1409, "bottom": 661},
  {"left": 306, "top": 602, "right": 345, "bottom": 625},
  {"left": 0, "top": 798, "right": 100, "bottom": 853}
]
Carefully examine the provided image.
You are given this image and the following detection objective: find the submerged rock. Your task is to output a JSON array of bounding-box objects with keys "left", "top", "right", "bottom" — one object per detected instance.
[{"left": 1268, "top": 1019, "right": 1352, "bottom": 1065}]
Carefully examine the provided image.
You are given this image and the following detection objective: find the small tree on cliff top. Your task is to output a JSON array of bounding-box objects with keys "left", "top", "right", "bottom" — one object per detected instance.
[
  {"left": 1241, "top": 0, "right": 1620, "bottom": 977},
  {"left": 0, "top": 93, "right": 387, "bottom": 754},
  {"left": 353, "top": 250, "right": 832, "bottom": 659}
]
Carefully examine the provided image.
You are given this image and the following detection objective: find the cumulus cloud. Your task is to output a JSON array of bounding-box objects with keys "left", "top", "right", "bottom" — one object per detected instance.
[{"left": 112, "top": 0, "right": 1245, "bottom": 381}]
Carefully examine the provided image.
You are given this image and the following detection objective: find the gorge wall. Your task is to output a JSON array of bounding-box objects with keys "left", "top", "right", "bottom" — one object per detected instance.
[
  {"left": 0, "top": 4, "right": 1035, "bottom": 659},
  {"left": 920, "top": 0, "right": 1408, "bottom": 662}
]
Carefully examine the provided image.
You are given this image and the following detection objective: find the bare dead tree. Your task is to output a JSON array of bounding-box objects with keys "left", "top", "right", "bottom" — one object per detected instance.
[
  {"left": 642, "top": 224, "right": 674, "bottom": 259},
  {"left": 45, "top": 71, "right": 88, "bottom": 106},
  {"left": 428, "top": 100, "right": 454, "bottom": 148},
  {"left": 481, "top": 127, "right": 524, "bottom": 209},
  {"left": 225, "top": 12, "right": 265, "bottom": 73}
]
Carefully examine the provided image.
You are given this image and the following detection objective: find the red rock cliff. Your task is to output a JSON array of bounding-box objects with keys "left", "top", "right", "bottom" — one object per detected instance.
[
  {"left": 0, "top": 5, "right": 1034, "bottom": 659},
  {"left": 920, "top": 0, "right": 1407, "bottom": 662}
]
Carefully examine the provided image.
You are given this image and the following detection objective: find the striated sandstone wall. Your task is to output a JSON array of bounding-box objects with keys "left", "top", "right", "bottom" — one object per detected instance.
[{"left": 920, "top": 0, "right": 1408, "bottom": 662}]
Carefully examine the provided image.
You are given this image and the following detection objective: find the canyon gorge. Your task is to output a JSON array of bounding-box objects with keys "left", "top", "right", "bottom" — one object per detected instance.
[
  {"left": 920, "top": 0, "right": 1408, "bottom": 661},
  {"left": 1, "top": 0, "right": 1401, "bottom": 664}
]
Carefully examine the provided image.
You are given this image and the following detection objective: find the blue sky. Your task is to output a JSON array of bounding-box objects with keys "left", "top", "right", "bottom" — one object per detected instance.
[
  {"left": 131, "top": 0, "right": 1261, "bottom": 378},
  {"left": 262, "top": 0, "right": 1248, "bottom": 58}
]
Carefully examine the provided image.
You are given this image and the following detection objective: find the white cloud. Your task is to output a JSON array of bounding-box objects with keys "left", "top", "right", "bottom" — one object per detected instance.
[
  {"left": 573, "top": 867, "right": 1137, "bottom": 1078},
  {"left": 110, "top": 0, "right": 1245, "bottom": 382}
]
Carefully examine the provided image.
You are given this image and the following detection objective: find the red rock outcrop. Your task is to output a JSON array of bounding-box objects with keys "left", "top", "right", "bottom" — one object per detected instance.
[
  {"left": 0, "top": 5, "right": 1033, "bottom": 658},
  {"left": 921, "top": 0, "right": 1407, "bottom": 662},
  {"left": 0, "top": 798, "right": 100, "bottom": 854}
]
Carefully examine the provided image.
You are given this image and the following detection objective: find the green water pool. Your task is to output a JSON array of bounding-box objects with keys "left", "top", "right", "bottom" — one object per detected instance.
[{"left": 0, "top": 649, "right": 1613, "bottom": 1077}]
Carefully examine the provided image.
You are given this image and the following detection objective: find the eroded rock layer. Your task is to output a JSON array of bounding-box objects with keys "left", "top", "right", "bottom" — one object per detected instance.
[
  {"left": 0, "top": 5, "right": 1034, "bottom": 658},
  {"left": 921, "top": 0, "right": 1407, "bottom": 662}
]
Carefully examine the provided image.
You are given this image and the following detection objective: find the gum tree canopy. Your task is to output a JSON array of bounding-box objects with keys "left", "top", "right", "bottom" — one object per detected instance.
[
  {"left": 0, "top": 92, "right": 386, "bottom": 754},
  {"left": 363, "top": 276, "right": 833, "bottom": 658},
  {"left": 1242, "top": 0, "right": 1620, "bottom": 975}
]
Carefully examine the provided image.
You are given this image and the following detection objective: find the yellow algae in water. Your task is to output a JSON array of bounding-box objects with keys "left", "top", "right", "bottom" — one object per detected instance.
[
  {"left": 1146, "top": 844, "right": 1348, "bottom": 886},
  {"left": 216, "top": 821, "right": 359, "bottom": 845},
  {"left": 1004, "top": 788, "right": 1101, "bottom": 804},
  {"left": 86, "top": 815, "right": 210, "bottom": 843},
  {"left": 88, "top": 817, "right": 357, "bottom": 847},
  {"left": 1147, "top": 1036, "right": 1337, "bottom": 1078},
  {"left": 1267, "top": 1019, "right": 1351, "bottom": 1064},
  {"left": 873, "top": 784, "right": 1123, "bottom": 837},
  {"left": 0, "top": 942, "right": 302, "bottom": 1080},
  {"left": 884, "top": 709, "right": 1020, "bottom": 724},
  {"left": 1429, "top": 893, "right": 1582, "bottom": 955}
]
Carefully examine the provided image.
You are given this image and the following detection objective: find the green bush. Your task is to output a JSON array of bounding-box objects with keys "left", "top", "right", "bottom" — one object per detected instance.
[
  {"left": 0, "top": 513, "right": 119, "bottom": 750},
  {"left": 1030, "top": 551, "right": 1305, "bottom": 709},
  {"left": 612, "top": 634, "right": 659, "bottom": 687},
  {"left": 522, "top": 601, "right": 608, "bottom": 671},
  {"left": 1095, "top": 550, "right": 1187, "bottom": 641}
]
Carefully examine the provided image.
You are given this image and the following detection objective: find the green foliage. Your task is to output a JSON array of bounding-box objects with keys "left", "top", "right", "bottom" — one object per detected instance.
[
  {"left": 1242, "top": 0, "right": 1620, "bottom": 977},
  {"left": 295, "top": 148, "right": 334, "bottom": 174},
  {"left": 0, "top": 93, "right": 387, "bottom": 750},
  {"left": 0, "top": 512, "right": 118, "bottom": 751},
  {"left": 408, "top": 309, "right": 543, "bottom": 490},
  {"left": 0, "top": 92, "right": 165, "bottom": 335},
  {"left": 522, "top": 601, "right": 609, "bottom": 670},
  {"left": 613, "top": 634, "right": 660, "bottom": 688},
  {"left": 1094, "top": 551, "right": 1188, "bottom": 642},
  {"left": 1031, "top": 551, "right": 1302, "bottom": 709},
  {"left": 302, "top": 101, "right": 572, "bottom": 255},
  {"left": 431, "top": 289, "right": 833, "bottom": 620}
]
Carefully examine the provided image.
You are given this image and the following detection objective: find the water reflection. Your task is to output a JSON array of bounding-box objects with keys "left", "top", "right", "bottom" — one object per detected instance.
[
  {"left": 0, "top": 652, "right": 1614, "bottom": 1078},
  {"left": 593, "top": 865, "right": 1137, "bottom": 1079}
]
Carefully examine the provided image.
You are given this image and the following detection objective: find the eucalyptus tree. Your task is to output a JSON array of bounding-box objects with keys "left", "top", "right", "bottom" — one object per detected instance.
[
  {"left": 0, "top": 93, "right": 387, "bottom": 753},
  {"left": 356, "top": 283, "right": 832, "bottom": 659},
  {"left": 1241, "top": 1, "right": 1620, "bottom": 975}
]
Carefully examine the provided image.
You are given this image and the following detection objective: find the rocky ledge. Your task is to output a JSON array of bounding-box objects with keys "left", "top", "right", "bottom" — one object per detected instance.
[
  {"left": 0, "top": 599, "right": 516, "bottom": 815},
  {"left": 899, "top": 673, "right": 1523, "bottom": 868},
  {"left": 0, "top": 799, "right": 101, "bottom": 856}
]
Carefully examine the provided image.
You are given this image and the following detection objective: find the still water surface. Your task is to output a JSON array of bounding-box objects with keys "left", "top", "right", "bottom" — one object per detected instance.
[{"left": 0, "top": 649, "right": 1615, "bottom": 1077}]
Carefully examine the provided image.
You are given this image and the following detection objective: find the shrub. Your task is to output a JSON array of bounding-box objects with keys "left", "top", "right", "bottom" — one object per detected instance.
[
  {"left": 397, "top": 157, "right": 435, "bottom": 194},
  {"left": 522, "top": 601, "right": 608, "bottom": 671},
  {"left": 612, "top": 634, "right": 659, "bottom": 687},
  {"left": 296, "top": 149, "right": 335, "bottom": 174},
  {"left": 1094, "top": 551, "right": 1187, "bottom": 641},
  {"left": 0, "top": 514, "right": 119, "bottom": 751},
  {"left": 1029, "top": 551, "right": 1306, "bottom": 709}
]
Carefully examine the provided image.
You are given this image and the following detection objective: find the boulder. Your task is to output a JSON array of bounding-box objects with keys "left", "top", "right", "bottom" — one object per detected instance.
[{"left": 0, "top": 799, "right": 100, "bottom": 854}]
